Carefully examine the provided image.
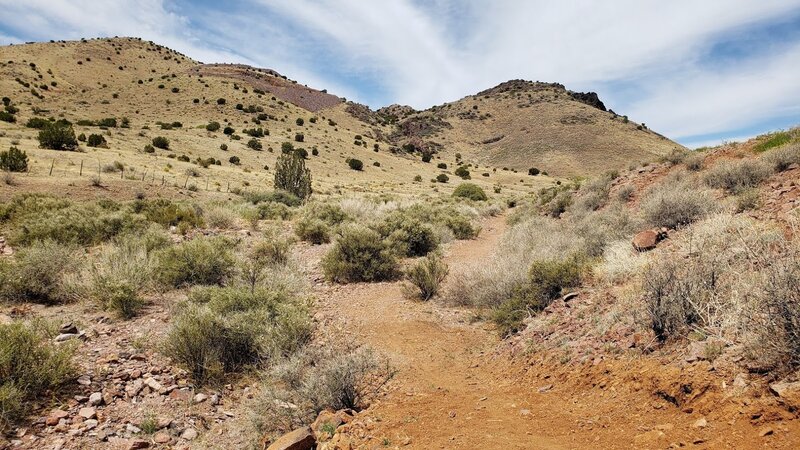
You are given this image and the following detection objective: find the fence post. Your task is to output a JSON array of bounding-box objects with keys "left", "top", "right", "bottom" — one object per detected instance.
[
  {"left": 49, "top": 159, "right": 54, "bottom": 176},
  {"left": 79, "top": 160, "right": 83, "bottom": 176}
]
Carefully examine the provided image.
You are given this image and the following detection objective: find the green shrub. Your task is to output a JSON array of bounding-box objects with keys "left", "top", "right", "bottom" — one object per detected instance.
[
  {"left": 205, "top": 121, "right": 220, "bottom": 132},
  {"left": 0, "top": 111, "right": 15, "bottom": 123},
  {"left": 86, "top": 133, "right": 107, "bottom": 147},
  {"left": 256, "top": 202, "right": 293, "bottom": 221},
  {"left": 405, "top": 254, "right": 448, "bottom": 300},
  {"left": 379, "top": 217, "right": 438, "bottom": 257},
  {"left": 436, "top": 174, "right": 449, "bottom": 183},
  {"left": 152, "top": 136, "right": 169, "bottom": 150},
  {"left": 25, "top": 117, "right": 50, "bottom": 129},
  {"left": 243, "top": 191, "right": 301, "bottom": 208},
  {"left": 132, "top": 198, "right": 203, "bottom": 230},
  {"left": 7, "top": 199, "right": 146, "bottom": 246},
  {"left": 229, "top": 155, "right": 240, "bottom": 165},
  {"left": 754, "top": 131, "right": 794, "bottom": 153},
  {"left": 452, "top": 183, "right": 488, "bottom": 201},
  {"left": 247, "top": 138, "right": 263, "bottom": 151},
  {"left": 322, "top": 225, "right": 399, "bottom": 283},
  {"left": 157, "top": 237, "right": 235, "bottom": 287},
  {"left": 302, "top": 202, "right": 349, "bottom": 226},
  {"left": 348, "top": 159, "right": 364, "bottom": 171},
  {"left": 164, "top": 286, "right": 312, "bottom": 384},
  {"left": 274, "top": 153, "right": 312, "bottom": 200},
  {"left": 454, "top": 166, "right": 471, "bottom": 179},
  {"left": 0, "top": 241, "right": 77, "bottom": 305},
  {"left": 0, "top": 321, "right": 76, "bottom": 429},
  {"left": 38, "top": 122, "right": 78, "bottom": 150},
  {"left": 704, "top": 159, "right": 772, "bottom": 193},
  {"left": 0, "top": 146, "right": 28, "bottom": 172},
  {"left": 528, "top": 167, "right": 540, "bottom": 176},
  {"left": 294, "top": 217, "right": 330, "bottom": 244},
  {"left": 82, "top": 242, "right": 157, "bottom": 318},
  {"left": 493, "top": 254, "right": 586, "bottom": 336}
]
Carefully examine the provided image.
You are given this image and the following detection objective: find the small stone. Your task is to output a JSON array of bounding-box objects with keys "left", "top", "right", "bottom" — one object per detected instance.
[
  {"left": 154, "top": 432, "right": 171, "bottom": 444},
  {"left": 520, "top": 409, "right": 531, "bottom": 416},
  {"left": 181, "top": 428, "right": 198, "bottom": 441},
  {"left": 692, "top": 417, "right": 707, "bottom": 428},
  {"left": 537, "top": 384, "right": 553, "bottom": 393},
  {"left": 759, "top": 427, "right": 774, "bottom": 437},
  {"left": 144, "top": 378, "right": 163, "bottom": 392},
  {"left": 55, "top": 333, "right": 78, "bottom": 342},
  {"left": 193, "top": 393, "right": 208, "bottom": 403},
  {"left": 264, "top": 426, "right": 314, "bottom": 450},
  {"left": 632, "top": 230, "right": 659, "bottom": 252},
  {"left": 127, "top": 439, "right": 150, "bottom": 449},
  {"left": 83, "top": 419, "right": 98, "bottom": 430},
  {"left": 77, "top": 375, "right": 92, "bottom": 386},
  {"left": 127, "top": 423, "right": 142, "bottom": 434},
  {"left": 78, "top": 407, "right": 97, "bottom": 420},
  {"left": 88, "top": 392, "right": 103, "bottom": 406},
  {"left": 46, "top": 410, "right": 69, "bottom": 426}
]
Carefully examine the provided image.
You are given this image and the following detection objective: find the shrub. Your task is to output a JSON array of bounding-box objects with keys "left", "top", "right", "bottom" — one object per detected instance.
[
  {"left": 754, "top": 131, "right": 794, "bottom": 153},
  {"left": 294, "top": 217, "right": 330, "bottom": 244},
  {"left": 229, "top": 155, "right": 240, "bottom": 165},
  {"left": 164, "top": 286, "right": 312, "bottom": 384},
  {"left": 5, "top": 198, "right": 146, "bottom": 246},
  {"left": 217, "top": 98, "right": 226, "bottom": 105},
  {"left": 220, "top": 143, "right": 228, "bottom": 151},
  {"left": 704, "top": 159, "right": 772, "bottom": 193},
  {"left": 735, "top": 189, "right": 761, "bottom": 212},
  {"left": 38, "top": 122, "right": 78, "bottom": 150},
  {"left": 274, "top": 153, "right": 312, "bottom": 200},
  {"left": 206, "top": 121, "right": 220, "bottom": 132},
  {"left": 452, "top": 183, "right": 488, "bottom": 201},
  {"left": 436, "top": 174, "right": 449, "bottom": 183},
  {"left": 244, "top": 190, "right": 302, "bottom": 207},
  {"left": 0, "top": 111, "right": 15, "bottom": 123},
  {"left": 379, "top": 217, "right": 438, "bottom": 257},
  {"left": 294, "top": 133, "right": 304, "bottom": 142},
  {"left": 157, "top": 237, "right": 235, "bottom": 287},
  {"left": 25, "top": 117, "right": 50, "bottom": 129},
  {"left": 528, "top": 167, "right": 540, "bottom": 176},
  {"left": 253, "top": 345, "right": 393, "bottom": 437},
  {"left": 0, "top": 240, "right": 77, "bottom": 305},
  {"left": 322, "top": 225, "right": 399, "bottom": 282},
  {"left": 86, "top": 133, "right": 107, "bottom": 147},
  {"left": 405, "top": 254, "right": 448, "bottom": 300},
  {"left": 247, "top": 138, "right": 262, "bottom": 151},
  {"left": 763, "top": 143, "right": 800, "bottom": 172},
  {"left": 152, "top": 136, "right": 169, "bottom": 150},
  {"left": 0, "top": 321, "right": 76, "bottom": 429},
  {"left": 296, "top": 118, "right": 304, "bottom": 126},
  {"left": 492, "top": 254, "right": 586, "bottom": 336},
  {"left": 348, "top": 159, "right": 363, "bottom": 171},
  {"left": 454, "top": 166, "right": 471, "bottom": 179},
  {"left": 132, "top": 198, "right": 202, "bottom": 230},
  {"left": 640, "top": 179, "right": 714, "bottom": 228},
  {"left": 684, "top": 152, "right": 705, "bottom": 171},
  {"left": 82, "top": 242, "right": 156, "bottom": 318},
  {"left": 223, "top": 126, "right": 235, "bottom": 135},
  {"left": 0, "top": 147, "right": 28, "bottom": 172}
]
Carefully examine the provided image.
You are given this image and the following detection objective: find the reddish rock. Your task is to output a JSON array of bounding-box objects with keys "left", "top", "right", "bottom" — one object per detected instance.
[
  {"left": 263, "top": 426, "right": 316, "bottom": 450},
  {"left": 632, "top": 230, "right": 659, "bottom": 251},
  {"left": 45, "top": 409, "right": 69, "bottom": 426}
]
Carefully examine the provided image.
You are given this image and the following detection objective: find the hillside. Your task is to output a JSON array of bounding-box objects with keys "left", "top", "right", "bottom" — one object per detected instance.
[
  {"left": 345, "top": 80, "right": 684, "bottom": 177},
  {"left": 0, "top": 37, "right": 553, "bottom": 202}
]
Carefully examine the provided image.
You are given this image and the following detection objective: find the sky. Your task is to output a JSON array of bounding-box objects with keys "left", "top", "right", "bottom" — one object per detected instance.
[{"left": 1, "top": 1, "right": 799, "bottom": 148}]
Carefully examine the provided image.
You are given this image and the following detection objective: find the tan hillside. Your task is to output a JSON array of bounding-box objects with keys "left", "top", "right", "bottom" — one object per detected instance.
[
  {"left": 0, "top": 37, "right": 552, "bottom": 202},
  {"left": 347, "top": 80, "right": 684, "bottom": 177}
]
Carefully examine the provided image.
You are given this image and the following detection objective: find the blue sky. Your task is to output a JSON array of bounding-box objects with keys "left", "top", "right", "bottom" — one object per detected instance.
[{"left": 1, "top": 0, "right": 799, "bottom": 148}]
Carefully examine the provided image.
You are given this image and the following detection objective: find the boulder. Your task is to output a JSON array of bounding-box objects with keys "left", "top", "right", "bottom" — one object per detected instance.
[
  {"left": 311, "top": 410, "right": 345, "bottom": 440},
  {"left": 264, "top": 426, "right": 316, "bottom": 450},
  {"left": 632, "top": 230, "right": 658, "bottom": 251}
]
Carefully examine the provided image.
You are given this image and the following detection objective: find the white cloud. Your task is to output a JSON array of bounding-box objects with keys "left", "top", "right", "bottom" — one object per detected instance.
[{"left": 1, "top": 0, "right": 800, "bottom": 142}]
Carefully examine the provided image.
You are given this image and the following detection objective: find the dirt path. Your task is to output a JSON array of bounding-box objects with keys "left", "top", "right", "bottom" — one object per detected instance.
[
  {"left": 313, "top": 216, "right": 567, "bottom": 449},
  {"left": 312, "top": 216, "right": 800, "bottom": 449}
]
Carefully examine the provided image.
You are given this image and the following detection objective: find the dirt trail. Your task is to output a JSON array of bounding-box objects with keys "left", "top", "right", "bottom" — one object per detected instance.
[
  {"left": 312, "top": 215, "right": 800, "bottom": 449},
  {"left": 313, "top": 216, "right": 567, "bottom": 449}
]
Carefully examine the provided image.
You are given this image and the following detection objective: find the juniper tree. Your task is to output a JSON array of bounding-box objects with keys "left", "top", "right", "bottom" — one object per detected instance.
[{"left": 274, "top": 152, "right": 312, "bottom": 200}]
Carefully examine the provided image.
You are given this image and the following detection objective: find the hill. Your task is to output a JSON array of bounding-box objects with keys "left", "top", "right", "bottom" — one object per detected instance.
[
  {"left": 0, "top": 37, "right": 552, "bottom": 202},
  {"left": 345, "top": 79, "right": 684, "bottom": 177}
]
